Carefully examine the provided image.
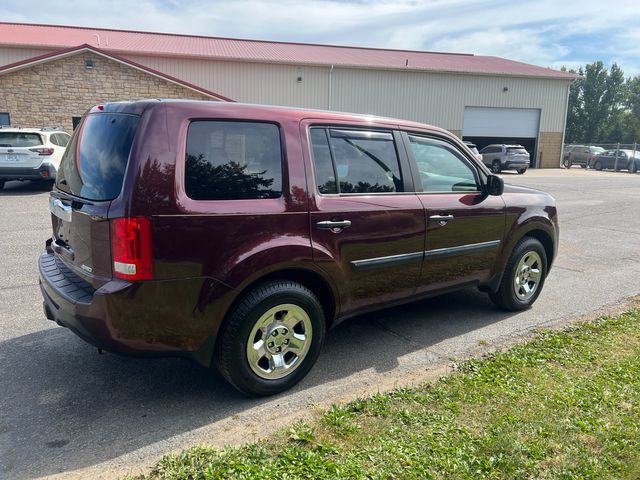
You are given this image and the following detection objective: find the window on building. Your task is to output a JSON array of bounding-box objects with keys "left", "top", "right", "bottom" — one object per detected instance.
[
  {"left": 0, "top": 112, "right": 10, "bottom": 126},
  {"left": 72, "top": 117, "right": 82, "bottom": 130},
  {"left": 185, "top": 121, "right": 282, "bottom": 200},
  {"left": 310, "top": 127, "right": 403, "bottom": 194}
]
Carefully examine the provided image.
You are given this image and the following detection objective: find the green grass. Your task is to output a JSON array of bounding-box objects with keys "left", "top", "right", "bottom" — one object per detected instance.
[{"left": 139, "top": 311, "right": 640, "bottom": 480}]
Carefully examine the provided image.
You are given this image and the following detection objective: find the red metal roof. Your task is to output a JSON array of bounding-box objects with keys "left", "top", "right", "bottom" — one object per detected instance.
[
  {"left": 0, "top": 44, "right": 233, "bottom": 101},
  {"left": 0, "top": 22, "right": 575, "bottom": 79}
]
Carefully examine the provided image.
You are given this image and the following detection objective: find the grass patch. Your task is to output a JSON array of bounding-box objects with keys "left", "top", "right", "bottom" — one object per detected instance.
[{"left": 138, "top": 311, "right": 640, "bottom": 479}]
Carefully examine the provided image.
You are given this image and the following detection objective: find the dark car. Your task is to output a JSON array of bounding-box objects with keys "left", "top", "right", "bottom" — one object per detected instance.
[
  {"left": 562, "top": 145, "right": 605, "bottom": 168},
  {"left": 39, "top": 100, "right": 559, "bottom": 395},
  {"left": 589, "top": 149, "right": 640, "bottom": 173}
]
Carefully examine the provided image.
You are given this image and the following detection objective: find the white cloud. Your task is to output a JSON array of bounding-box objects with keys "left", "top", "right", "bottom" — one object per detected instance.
[{"left": 1, "top": 0, "right": 639, "bottom": 74}]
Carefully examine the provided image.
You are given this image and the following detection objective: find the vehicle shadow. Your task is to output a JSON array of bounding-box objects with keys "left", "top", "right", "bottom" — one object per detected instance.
[
  {"left": 0, "top": 288, "right": 516, "bottom": 479},
  {"left": 0, "top": 180, "right": 52, "bottom": 196}
]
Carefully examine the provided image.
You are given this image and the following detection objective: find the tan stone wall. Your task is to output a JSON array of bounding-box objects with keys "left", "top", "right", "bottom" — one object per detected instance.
[
  {"left": 0, "top": 53, "right": 215, "bottom": 132},
  {"left": 538, "top": 132, "right": 563, "bottom": 168}
]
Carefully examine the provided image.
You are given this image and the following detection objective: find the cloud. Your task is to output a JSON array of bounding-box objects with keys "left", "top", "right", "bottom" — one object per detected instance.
[{"left": 1, "top": 0, "right": 639, "bottom": 75}]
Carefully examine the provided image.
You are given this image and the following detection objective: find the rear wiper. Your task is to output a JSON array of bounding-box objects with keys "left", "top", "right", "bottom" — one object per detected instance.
[{"left": 50, "top": 189, "right": 94, "bottom": 206}]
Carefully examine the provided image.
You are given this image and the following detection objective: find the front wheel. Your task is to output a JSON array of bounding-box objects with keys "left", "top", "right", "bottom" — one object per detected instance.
[
  {"left": 594, "top": 160, "right": 603, "bottom": 171},
  {"left": 489, "top": 237, "right": 547, "bottom": 311},
  {"left": 562, "top": 158, "right": 572, "bottom": 168},
  {"left": 214, "top": 280, "right": 326, "bottom": 396},
  {"left": 516, "top": 168, "right": 526, "bottom": 175},
  {"left": 491, "top": 160, "right": 502, "bottom": 174},
  {"left": 580, "top": 164, "right": 587, "bottom": 169},
  {"left": 629, "top": 161, "right": 638, "bottom": 173},
  {"left": 0, "top": 180, "right": 4, "bottom": 190}
]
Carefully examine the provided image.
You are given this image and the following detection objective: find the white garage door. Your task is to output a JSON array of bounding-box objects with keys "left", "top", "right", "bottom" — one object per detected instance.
[{"left": 463, "top": 107, "right": 540, "bottom": 137}]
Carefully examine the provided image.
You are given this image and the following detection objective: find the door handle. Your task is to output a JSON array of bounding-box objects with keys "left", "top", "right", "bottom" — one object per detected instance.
[
  {"left": 316, "top": 220, "right": 352, "bottom": 230},
  {"left": 429, "top": 215, "right": 453, "bottom": 225}
]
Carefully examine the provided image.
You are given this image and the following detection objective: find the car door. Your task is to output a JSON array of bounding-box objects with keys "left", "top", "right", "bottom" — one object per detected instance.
[
  {"left": 403, "top": 133, "right": 505, "bottom": 293},
  {"left": 305, "top": 125, "right": 426, "bottom": 315}
]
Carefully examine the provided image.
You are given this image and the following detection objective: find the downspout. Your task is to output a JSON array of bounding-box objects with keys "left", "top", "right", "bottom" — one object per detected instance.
[
  {"left": 559, "top": 79, "right": 574, "bottom": 168},
  {"left": 327, "top": 64, "right": 334, "bottom": 110}
]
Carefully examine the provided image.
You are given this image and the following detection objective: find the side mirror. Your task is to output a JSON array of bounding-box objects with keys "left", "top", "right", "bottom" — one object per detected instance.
[{"left": 485, "top": 174, "right": 504, "bottom": 196}]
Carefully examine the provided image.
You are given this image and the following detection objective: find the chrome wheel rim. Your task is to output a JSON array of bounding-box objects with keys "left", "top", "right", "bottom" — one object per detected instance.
[
  {"left": 513, "top": 251, "right": 542, "bottom": 301},
  {"left": 246, "top": 303, "right": 312, "bottom": 380}
]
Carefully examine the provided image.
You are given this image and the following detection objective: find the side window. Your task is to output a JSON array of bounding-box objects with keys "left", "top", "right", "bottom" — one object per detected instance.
[
  {"left": 409, "top": 136, "right": 479, "bottom": 192},
  {"left": 57, "top": 133, "right": 70, "bottom": 147},
  {"left": 0, "top": 112, "right": 9, "bottom": 126},
  {"left": 309, "top": 127, "right": 403, "bottom": 194},
  {"left": 185, "top": 121, "right": 282, "bottom": 200},
  {"left": 50, "top": 134, "right": 62, "bottom": 146}
]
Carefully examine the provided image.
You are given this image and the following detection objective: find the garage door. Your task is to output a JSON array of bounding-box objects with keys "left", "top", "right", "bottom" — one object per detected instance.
[{"left": 463, "top": 107, "right": 540, "bottom": 137}]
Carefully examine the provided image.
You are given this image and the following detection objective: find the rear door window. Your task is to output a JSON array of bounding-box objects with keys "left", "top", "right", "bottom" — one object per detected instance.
[
  {"left": 185, "top": 121, "right": 282, "bottom": 200},
  {"left": 56, "top": 113, "right": 140, "bottom": 201},
  {"left": 0, "top": 132, "right": 43, "bottom": 147},
  {"left": 310, "top": 127, "right": 403, "bottom": 194}
]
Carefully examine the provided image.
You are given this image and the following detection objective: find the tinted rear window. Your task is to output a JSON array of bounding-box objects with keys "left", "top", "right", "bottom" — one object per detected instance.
[
  {"left": 507, "top": 147, "right": 528, "bottom": 154},
  {"left": 56, "top": 114, "right": 139, "bottom": 201},
  {"left": 0, "top": 132, "right": 43, "bottom": 147},
  {"left": 185, "top": 121, "right": 282, "bottom": 200}
]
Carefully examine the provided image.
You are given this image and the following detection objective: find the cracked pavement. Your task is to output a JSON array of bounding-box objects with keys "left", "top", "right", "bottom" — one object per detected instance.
[{"left": 1, "top": 168, "right": 639, "bottom": 479}]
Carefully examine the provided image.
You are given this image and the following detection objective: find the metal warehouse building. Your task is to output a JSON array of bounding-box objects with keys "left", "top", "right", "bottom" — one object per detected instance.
[{"left": 0, "top": 22, "right": 574, "bottom": 168}]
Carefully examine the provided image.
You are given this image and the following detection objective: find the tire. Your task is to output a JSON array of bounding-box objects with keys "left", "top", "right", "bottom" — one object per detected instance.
[
  {"left": 562, "top": 158, "right": 572, "bottom": 168},
  {"left": 489, "top": 237, "right": 547, "bottom": 311},
  {"left": 214, "top": 280, "right": 326, "bottom": 396},
  {"left": 491, "top": 160, "right": 501, "bottom": 174},
  {"left": 594, "top": 160, "right": 603, "bottom": 171},
  {"left": 629, "top": 161, "right": 638, "bottom": 173},
  {"left": 0, "top": 180, "right": 4, "bottom": 190},
  {"left": 516, "top": 168, "right": 526, "bottom": 175},
  {"left": 580, "top": 164, "right": 587, "bottom": 169}
]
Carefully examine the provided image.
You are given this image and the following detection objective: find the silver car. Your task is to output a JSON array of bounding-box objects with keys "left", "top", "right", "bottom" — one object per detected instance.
[{"left": 479, "top": 144, "right": 530, "bottom": 174}]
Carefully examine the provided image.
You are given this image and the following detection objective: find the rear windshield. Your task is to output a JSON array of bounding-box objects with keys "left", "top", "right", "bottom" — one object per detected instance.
[
  {"left": 507, "top": 147, "right": 528, "bottom": 154},
  {"left": 0, "top": 132, "right": 43, "bottom": 147},
  {"left": 56, "top": 113, "right": 140, "bottom": 201}
]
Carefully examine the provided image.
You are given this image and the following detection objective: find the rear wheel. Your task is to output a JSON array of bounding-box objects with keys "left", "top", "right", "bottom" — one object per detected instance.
[
  {"left": 489, "top": 237, "right": 547, "bottom": 311},
  {"left": 0, "top": 180, "right": 4, "bottom": 190},
  {"left": 594, "top": 160, "right": 603, "bottom": 171},
  {"left": 562, "top": 158, "right": 572, "bottom": 168},
  {"left": 629, "top": 161, "right": 638, "bottom": 173},
  {"left": 214, "top": 280, "right": 326, "bottom": 396},
  {"left": 516, "top": 168, "right": 526, "bottom": 175},
  {"left": 491, "top": 160, "right": 501, "bottom": 174}
]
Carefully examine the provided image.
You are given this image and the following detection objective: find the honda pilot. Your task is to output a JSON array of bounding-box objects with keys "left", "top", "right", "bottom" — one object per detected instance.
[{"left": 40, "top": 100, "right": 558, "bottom": 396}]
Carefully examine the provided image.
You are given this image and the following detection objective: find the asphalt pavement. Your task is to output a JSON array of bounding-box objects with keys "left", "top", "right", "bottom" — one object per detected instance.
[{"left": 1, "top": 168, "right": 639, "bottom": 479}]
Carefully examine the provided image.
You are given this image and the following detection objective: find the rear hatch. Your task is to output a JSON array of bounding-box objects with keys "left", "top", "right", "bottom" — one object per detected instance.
[
  {"left": 50, "top": 112, "right": 140, "bottom": 287},
  {"left": 0, "top": 131, "right": 46, "bottom": 169},
  {"left": 506, "top": 146, "right": 530, "bottom": 163}
]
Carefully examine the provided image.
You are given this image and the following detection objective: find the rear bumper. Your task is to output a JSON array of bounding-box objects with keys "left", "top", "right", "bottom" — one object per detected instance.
[
  {"left": 0, "top": 163, "right": 57, "bottom": 180},
  {"left": 503, "top": 161, "right": 529, "bottom": 170},
  {"left": 38, "top": 249, "right": 226, "bottom": 366}
]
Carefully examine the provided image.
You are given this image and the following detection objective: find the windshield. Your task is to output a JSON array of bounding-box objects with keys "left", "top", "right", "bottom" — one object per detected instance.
[{"left": 56, "top": 113, "right": 140, "bottom": 201}]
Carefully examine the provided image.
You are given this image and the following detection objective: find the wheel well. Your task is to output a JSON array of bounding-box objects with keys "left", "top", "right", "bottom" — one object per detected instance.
[
  {"left": 237, "top": 269, "right": 337, "bottom": 328},
  {"left": 525, "top": 229, "right": 554, "bottom": 269}
]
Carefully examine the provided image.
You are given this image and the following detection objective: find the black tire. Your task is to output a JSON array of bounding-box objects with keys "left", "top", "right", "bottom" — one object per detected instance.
[
  {"left": 491, "top": 160, "right": 501, "bottom": 174},
  {"left": 516, "top": 168, "right": 526, "bottom": 175},
  {"left": 562, "top": 158, "right": 572, "bottom": 168},
  {"left": 594, "top": 160, "right": 603, "bottom": 171},
  {"left": 0, "top": 180, "right": 4, "bottom": 190},
  {"left": 580, "top": 164, "right": 587, "bottom": 169},
  {"left": 489, "top": 237, "right": 547, "bottom": 311},
  {"left": 214, "top": 280, "right": 326, "bottom": 396},
  {"left": 629, "top": 161, "right": 638, "bottom": 173}
]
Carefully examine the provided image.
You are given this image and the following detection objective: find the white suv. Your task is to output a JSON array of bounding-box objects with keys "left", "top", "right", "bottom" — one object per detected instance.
[{"left": 0, "top": 127, "right": 70, "bottom": 189}]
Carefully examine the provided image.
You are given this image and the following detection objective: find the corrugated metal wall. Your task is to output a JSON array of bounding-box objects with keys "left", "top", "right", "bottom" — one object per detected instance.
[
  {"left": 0, "top": 46, "right": 570, "bottom": 133},
  {"left": 123, "top": 54, "right": 570, "bottom": 132},
  {"left": 0, "top": 46, "right": 50, "bottom": 66}
]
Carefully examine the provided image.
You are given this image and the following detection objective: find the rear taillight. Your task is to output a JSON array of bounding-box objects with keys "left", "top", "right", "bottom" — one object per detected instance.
[
  {"left": 111, "top": 217, "right": 153, "bottom": 281},
  {"left": 29, "top": 147, "right": 54, "bottom": 156}
]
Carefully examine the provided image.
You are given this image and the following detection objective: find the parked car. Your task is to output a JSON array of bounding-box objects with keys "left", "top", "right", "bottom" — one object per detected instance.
[
  {"left": 479, "top": 144, "right": 530, "bottom": 174},
  {"left": 0, "top": 127, "right": 70, "bottom": 189},
  {"left": 463, "top": 141, "right": 483, "bottom": 162},
  {"left": 39, "top": 100, "right": 558, "bottom": 396},
  {"left": 589, "top": 149, "right": 640, "bottom": 173},
  {"left": 562, "top": 145, "right": 605, "bottom": 168}
]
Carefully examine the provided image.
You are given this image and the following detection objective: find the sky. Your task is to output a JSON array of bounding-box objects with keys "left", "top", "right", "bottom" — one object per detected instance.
[{"left": 2, "top": 0, "right": 640, "bottom": 75}]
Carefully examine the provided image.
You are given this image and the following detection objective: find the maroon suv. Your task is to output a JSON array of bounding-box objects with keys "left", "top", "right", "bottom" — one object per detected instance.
[{"left": 39, "top": 100, "right": 558, "bottom": 395}]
